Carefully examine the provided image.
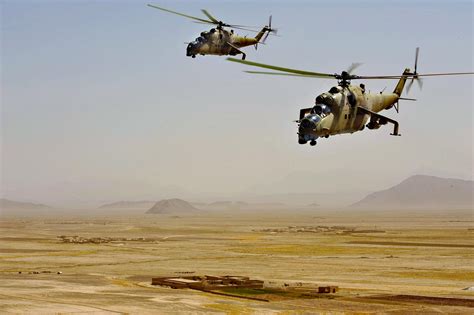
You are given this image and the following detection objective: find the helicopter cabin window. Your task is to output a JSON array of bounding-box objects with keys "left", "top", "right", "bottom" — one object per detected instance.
[
  {"left": 347, "top": 92, "right": 357, "bottom": 107},
  {"left": 329, "top": 86, "right": 341, "bottom": 94},
  {"left": 312, "top": 104, "right": 331, "bottom": 118}
]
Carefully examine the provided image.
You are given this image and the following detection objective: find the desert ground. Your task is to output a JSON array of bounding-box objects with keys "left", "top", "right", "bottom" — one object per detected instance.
[{"left": 1, "top": 208, "right": 473, "bottom": 314}]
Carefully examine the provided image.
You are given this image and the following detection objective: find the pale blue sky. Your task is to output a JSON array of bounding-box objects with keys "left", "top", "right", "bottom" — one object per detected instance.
[{"left": 1, "top": 0, "right": 472, "bottom": 207}]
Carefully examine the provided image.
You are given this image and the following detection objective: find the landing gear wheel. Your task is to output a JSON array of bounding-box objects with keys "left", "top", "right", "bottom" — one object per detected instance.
[
  {"left": 241, "top": 53, "right": 246, "bottom": 60},
  {"left": 310, "top": 140, "right": 317, "bottom": 146},
  {"left": 298, "top": 139, "right": 307, "bottom": 145},
  {"left": 192, "top": 55, "right": 196, "bottom": 58}
]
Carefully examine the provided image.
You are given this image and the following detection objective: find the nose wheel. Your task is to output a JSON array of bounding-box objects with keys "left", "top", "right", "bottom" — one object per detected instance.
[{"left": 298, "top": 138, "right": 317, "bottom": 146}]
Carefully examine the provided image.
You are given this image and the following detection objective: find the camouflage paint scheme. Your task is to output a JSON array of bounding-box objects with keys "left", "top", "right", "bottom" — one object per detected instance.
[
  {"left": 300, "top": 71, "right": 409, "bottom": 143},
  {"left": 227, "top": 48, "right": 473, "bottom": 145},
  {"left": 147, "top": 4, "right": 273, "bottom": 59},
  {"left": 226, "top": 57, "right": 426, "bottom": 145},
  {"left": 186, "top": 27, "right": 270, "bottom": 59}
]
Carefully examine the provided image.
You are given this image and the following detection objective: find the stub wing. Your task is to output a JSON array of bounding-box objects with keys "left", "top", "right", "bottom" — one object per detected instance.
[{"left": 357, "top": 107, "right": 400, "bottom": 136}]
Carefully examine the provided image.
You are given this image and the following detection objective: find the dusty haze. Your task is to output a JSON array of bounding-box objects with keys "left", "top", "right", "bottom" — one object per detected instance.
[{"left": 1, "top": 1, "right": 473, "bottom": 208}]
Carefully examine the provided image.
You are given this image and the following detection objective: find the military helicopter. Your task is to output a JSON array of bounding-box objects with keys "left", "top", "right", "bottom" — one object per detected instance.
[
  {"left": 228, "top": 48, "right": 474, "bottom": 146},
  {"left": 147, "top": 4, "right": 277, "bottom": 60}
]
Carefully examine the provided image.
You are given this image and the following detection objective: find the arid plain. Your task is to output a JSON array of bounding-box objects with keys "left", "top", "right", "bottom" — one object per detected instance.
[{"left": 1, "top": 209, "right": 473, "bottom": 314}]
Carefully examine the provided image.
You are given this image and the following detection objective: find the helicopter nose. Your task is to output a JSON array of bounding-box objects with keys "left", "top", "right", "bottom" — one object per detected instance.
[
  {"left": 299, "top": 114, "right": 320, "bottom": 133},
  {"left": 186, "top": 45, "right": 193, "bottom": 56},
  {"left": 299, "top": 118, "right": 316, "bottom": 131},
  {"left": 186, "top": 43, "right": 197, "bottom": 56}
]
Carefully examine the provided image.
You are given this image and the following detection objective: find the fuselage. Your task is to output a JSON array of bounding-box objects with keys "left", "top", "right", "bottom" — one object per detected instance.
[
  {"left": 298, "top": 84, "right": 400, "bottom": 142},
  {"left": 186, "top": 28, "right": 260, "bottom": 57}
]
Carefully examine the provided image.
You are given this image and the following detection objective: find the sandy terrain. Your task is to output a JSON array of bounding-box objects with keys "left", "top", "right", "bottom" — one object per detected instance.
[{"left": 0, "top": 209, "right": 473, "bottom": 313}]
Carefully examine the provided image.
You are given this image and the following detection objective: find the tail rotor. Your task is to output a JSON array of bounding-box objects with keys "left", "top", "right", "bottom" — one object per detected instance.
[
  {"left": 406, "top": 47, "right": 423, "bottom": 93},
  {"left": 262, "top": 15, "right": 277, "bottom": 43}
]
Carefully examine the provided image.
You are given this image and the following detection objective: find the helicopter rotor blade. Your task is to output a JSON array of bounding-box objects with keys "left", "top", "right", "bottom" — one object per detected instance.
[
  {"left": 227, "top": 58, "right": 335, "bottom": 78},
  {"left": 231, "top": 26, "right": 261, "bottom": 32},
  {"left": 348, "top": 75, "right": 406, "bottom": 79},
  {"left": 201, "top": 9, "right": 262, "bottom": 30},
  {"left": 201, "top": 9, "right": 219, "bottom": 23},
  {"left": 406, "top": 77, "right": 415, "bottom": 93},
  {"left": 409, "top": 72, "right": 474, "bottom": 77},
  {"left": 357, "top": 72, "right": 474, "bottom": 79},
  {"left": 243, "top": 69, "right": 474, "bottom": 81},
  {"left": 346, "top": 62, "right": 363, "bottom": 74},
  {"left": 406, "top": 47, "right": 421, "bottom": 93},
  {"left": 227, "top": 56, "right": 474, "bottom": 82},
  {"left": 262, "top": 15, "right": 278, "bottom": 43},
  {"left": 244, "top": 71, "right": 318, "bottom": 78},
  {"left": 147, "top": 4, "right": 212, "bottom": 24},
  {"left": 193, "top": 21, "right": 216, "bottom": 25},
  {"left": 193, "top": 22, "right": 261, "bottom": 32},
  {"left": 264, "top": 15, "right": 272, "bottom": 42},
  {"left": 417, "top": 77, "right": 424, "bottom": 90},
  {"left": 263, "top": 31, "right": 270, "bottom": 43},
  {"left": 414, "top": 47, "right": 419, "bottom": 73},
  {"left": 263, "top": 30, "right": 280, "bottom": 40},
  {"left": 242, "top": 69, "right": 474, "bottom": 80}
]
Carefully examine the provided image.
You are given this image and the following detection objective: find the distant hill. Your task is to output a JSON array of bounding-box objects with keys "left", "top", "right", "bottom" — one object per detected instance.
[
  {"left": 0, "top": 198, "right": 51, "bottom": 210},
  {"left": 351, "top": 175, "right": 473, "bottom": 209},
  {"left": 146, "top": 199, "right": 198, "bottom": 214},
  {"left": 99, "top": 200, "right": 156, "bottom": 209}
]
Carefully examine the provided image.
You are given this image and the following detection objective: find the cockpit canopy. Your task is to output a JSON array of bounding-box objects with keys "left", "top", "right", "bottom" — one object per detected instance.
[
  {"left": 328, "top": 86, "right": 342, "bottom": 94},
  {"left": 313, "top": 93, "right": 336, "bottom": 117},
  {"left": 311, "top": 104, "right": 331, "bottom": 116},
  {"left": 300, "top": 114, "right": 321, "bottom": 130},
  {"left": 196, "top": 36, "right": 205, "bottom": 42},
  {"left": 189, "top": 36, "right": 206, "bottom": 49}
]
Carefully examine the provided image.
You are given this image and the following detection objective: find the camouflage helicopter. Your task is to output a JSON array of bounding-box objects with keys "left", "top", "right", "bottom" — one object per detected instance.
[
  {"left": 147, "top": 4, "right": 277, "bottom": 60},
  {"left": 228, "top": 48, "right": 474, "bottom": 146}
]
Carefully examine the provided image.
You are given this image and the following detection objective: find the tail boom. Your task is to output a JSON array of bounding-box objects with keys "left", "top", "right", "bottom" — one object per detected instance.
[{"left": 393, "top": 68, "right": 411, "bottom": 96}]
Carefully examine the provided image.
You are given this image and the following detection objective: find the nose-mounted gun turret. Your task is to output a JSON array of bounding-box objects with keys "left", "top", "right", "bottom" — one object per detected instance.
[{"left": 297, "top": 93, "right": 336, "bottom": 146}]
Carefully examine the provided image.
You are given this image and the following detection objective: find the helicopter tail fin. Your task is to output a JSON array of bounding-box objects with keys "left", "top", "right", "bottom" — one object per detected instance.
[
  {"left": 255, "top": 15, "right": 276, "bottom": 43},
  {"left": 393, "top": 68, "right": 411, "bottom": 96},
  {"left": 254, "top": 27, "right": 267, "bottom": 43}
]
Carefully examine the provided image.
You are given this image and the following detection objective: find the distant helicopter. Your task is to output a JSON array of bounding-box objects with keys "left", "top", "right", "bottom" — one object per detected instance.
[
  {"left": 228, "top": 48, "right": 474, "bottom": 146},
  {"left": 147, "top": 4, "right": 276, "bottom": 60}
]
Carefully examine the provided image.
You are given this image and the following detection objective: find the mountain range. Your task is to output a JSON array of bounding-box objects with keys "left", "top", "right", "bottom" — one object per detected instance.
[
  {"left": 146, "top": 198, "right": 199, "bottom": 214},
  {"left": 351, "top": 175, "right": 473, "bottom": 209},
  {"left": 2, "top": 175, "right": 472, "bottom": 214}
]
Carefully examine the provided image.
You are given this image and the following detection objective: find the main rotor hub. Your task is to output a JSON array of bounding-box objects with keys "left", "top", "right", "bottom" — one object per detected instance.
[
  {"left": 336, "top": 71, "right": 355, "bottom": 87},
  {"left": 216, "top": 21, "right": 229, "bottom": 29}
]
